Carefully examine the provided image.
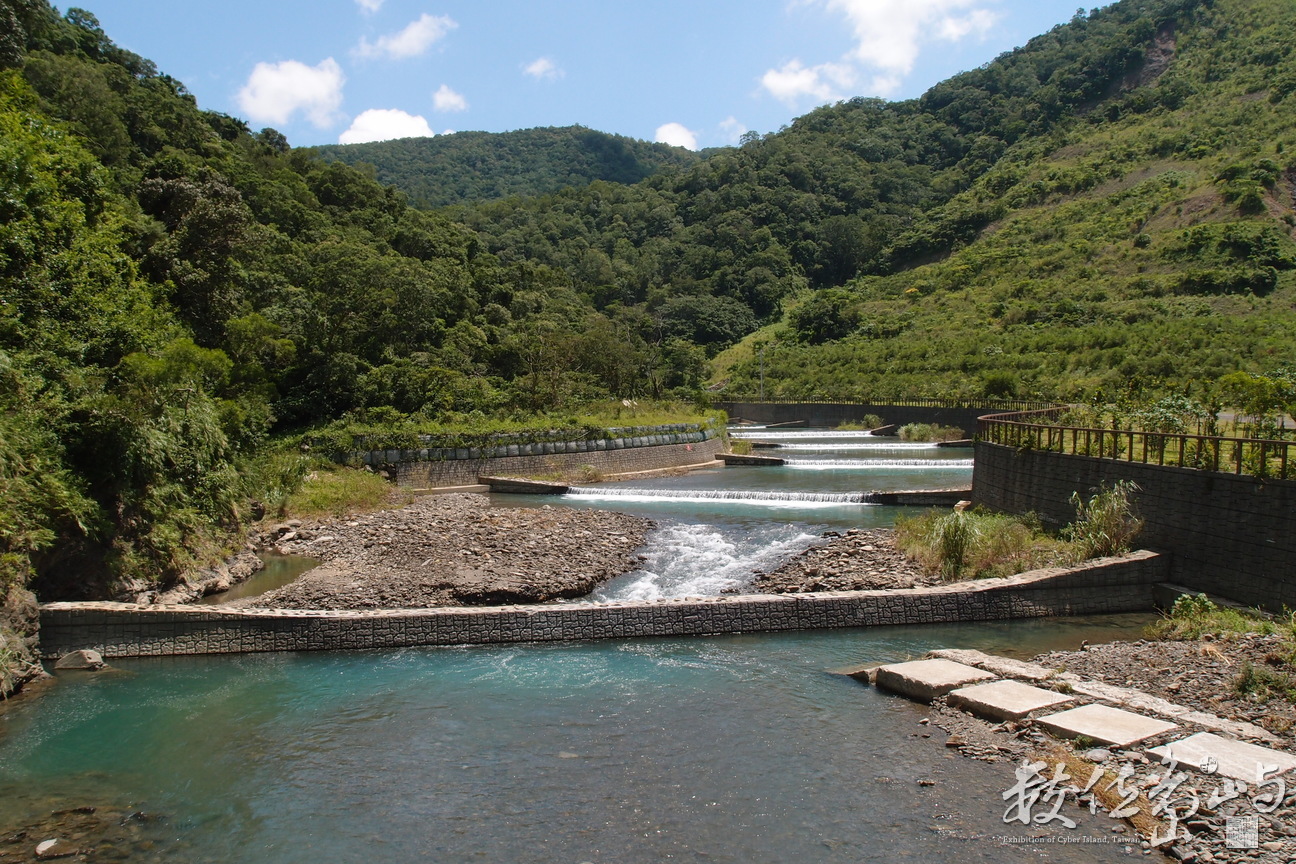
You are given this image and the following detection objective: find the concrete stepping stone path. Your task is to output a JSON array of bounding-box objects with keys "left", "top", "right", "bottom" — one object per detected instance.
[
  {"left": 1036, "top": 704, "right": 1178, "bottom": 748},
  {"left": 1147, "top": 732, "right": 1296, "bottom": 782},
  {"left": 873, "top": 658, "right": 995, "bottom": 703},
  {"left": 947, "top": 679, "right": 1074, "bottom": 722}
]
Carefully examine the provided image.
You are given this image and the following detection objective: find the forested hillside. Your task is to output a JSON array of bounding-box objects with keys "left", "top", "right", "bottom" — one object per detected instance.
[
  {"left": 0, "top": 0, "right": 1294, "bottom": 618},
  {"left": 312, "top": 126, "right": 702, "bottom": 208},
  {"left": 437, "top": 0, "right": 1296, "bottom": 400}
]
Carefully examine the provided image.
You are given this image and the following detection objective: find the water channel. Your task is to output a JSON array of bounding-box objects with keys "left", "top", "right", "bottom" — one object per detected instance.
[{"left": 0, "top": 430, "right": 1161, "bottom": 862}]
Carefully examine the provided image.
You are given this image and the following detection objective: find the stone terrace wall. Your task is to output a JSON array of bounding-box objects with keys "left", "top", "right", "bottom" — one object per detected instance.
[
  {"left": 391, "top": 436, "right": 725, "bottom": 488},
  {"left": 40, "top": 552, "right": 1165, "bottom": 659},
  {"left": 973, "top": 442, "right": 1296, "bottom": 610}
]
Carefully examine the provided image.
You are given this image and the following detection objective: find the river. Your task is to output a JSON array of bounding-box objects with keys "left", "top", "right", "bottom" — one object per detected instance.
[{"left": 0, "top": 430, "right": 1159, "bottom": 862}]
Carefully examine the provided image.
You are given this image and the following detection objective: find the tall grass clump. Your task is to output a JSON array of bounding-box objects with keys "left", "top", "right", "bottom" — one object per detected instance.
[
  {"left": 1060, "top": 480, "right": 1144, "bottom": 559},
  {"left": 894, "top": 507, "right": 1070, "bottom": 580}
]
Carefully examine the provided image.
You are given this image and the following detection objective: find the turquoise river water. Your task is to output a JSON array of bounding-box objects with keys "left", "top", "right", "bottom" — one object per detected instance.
[{"left": 0, "top": 430, "right": 1159, "bottom": 862}]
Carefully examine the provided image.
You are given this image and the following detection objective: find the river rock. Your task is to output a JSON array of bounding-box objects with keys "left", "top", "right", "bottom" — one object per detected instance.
[
  {"left": 54, "top": 649, "right": 106, "bottom": 671},
  {"left": 35, "top": 838, "right": 79, "bottom": 859}
]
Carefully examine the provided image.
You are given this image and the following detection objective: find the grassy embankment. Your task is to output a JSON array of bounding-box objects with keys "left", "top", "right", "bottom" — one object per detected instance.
[{"left": 894, "top": 481, "right": 1144, "bottom": 580}]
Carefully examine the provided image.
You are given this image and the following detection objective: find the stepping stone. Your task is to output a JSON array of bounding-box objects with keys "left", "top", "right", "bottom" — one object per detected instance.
[
  {"left": 1036, "top": 704, "right": 1177, "bottom": 748},
  {"left": 1147, "top": 733, "right": 1296, "bottom": 783},
  {"left": 874, "top": 658, "right": 995, "bottom": 703},
  {"left": 947, "top": 679, "right": 1074, "bottom": 722}
]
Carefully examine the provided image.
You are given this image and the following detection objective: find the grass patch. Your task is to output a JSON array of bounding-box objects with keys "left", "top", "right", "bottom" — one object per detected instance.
[
  {"left": 1144, "top": 592, "right": 1291, "bottom": 640},
  {"left": 728, "top": 439, "right": 754, "bottom": 455},
  {"left": 280, "top": 466, "right": 413, "bottom": 520},
  {"left": 894, "top": 508, "right": 1072, "bottom": 580},
  {"left": 835, "top": 414, "right": 884, "bottom": 431},
  {"left": 896, "top": 480, "right": 1147, "bottom": 580},
  {"left": 1233, "top": 661, "right": 1296, "bottom": 704},
  {"left": 897, "top": 423, "right": 964, "bottom": 442}
]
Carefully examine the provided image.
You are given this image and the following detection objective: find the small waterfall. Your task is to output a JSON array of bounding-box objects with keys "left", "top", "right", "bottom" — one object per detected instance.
[
  {"left": 783, "top": 458, "right": 974, "bottom": 470},
  {"left": 565, "top": 487, "right": 878, "bottom": 506},
  {"left": 773, "top": 442, "right": 941, "bottom": 451},
  {"left": 728, "top": 430, "right": 884, "bottom": 439},
  {"left": 592, "top": 522, "right": 822, "bottom": 602}
]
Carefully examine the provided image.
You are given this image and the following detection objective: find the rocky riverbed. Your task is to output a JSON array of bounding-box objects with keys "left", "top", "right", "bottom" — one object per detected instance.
[
  {"left": 917, "top": 635, "right": 1296, "bottom": 864},
  {"left": 236, "top": 494, "right": 651, "bottom": 609},
  {"left": 753, "top": 527, "right": 936, "bottom": 593}
]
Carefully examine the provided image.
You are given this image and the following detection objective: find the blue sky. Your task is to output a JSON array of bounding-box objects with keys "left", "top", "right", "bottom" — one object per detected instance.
[{"left": 85, "top": 0, "right": 1095, "bottom": 149}]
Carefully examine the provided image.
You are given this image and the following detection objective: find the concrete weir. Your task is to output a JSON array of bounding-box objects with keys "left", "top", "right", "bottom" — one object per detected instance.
[{"left": 39, "top": 552, "right": 1166, "bottom": 660}]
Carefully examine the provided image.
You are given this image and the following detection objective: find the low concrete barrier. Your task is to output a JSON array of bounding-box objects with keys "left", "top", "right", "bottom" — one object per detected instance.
[
  {"left": 868, "top": 489, "right": 971, "bottom": 506},
  {"left": 39, "top": 552, "right": 1165, "bottom": 659},
  {"left": 718, "top": 453, "right": 785, "bottom": 466}
]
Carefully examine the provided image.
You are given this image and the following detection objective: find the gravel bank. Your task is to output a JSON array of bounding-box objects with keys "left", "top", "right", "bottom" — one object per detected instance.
[
  {"left": 238, "top": 494, "right": 651, "bottom": 609},
  {"left": 752, "top": 527, "right": 936, "bottom": 593},
  {"left": 1034, "top": 634, "right": 1296, "bottom": 743}
]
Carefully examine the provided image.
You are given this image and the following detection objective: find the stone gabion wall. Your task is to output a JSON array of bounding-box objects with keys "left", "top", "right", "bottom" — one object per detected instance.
[
  {"left": 392, "top": 436, "right": 724, "bottom": 488},
  {"left": 973, "top": 442, "right": 1296, "bottom": 610},
  {"left": 350, "top": 424, "right": 723, "bottom": 488},
  {"left": 39, "top": 552, "right": 1165, "bottom": 659}
]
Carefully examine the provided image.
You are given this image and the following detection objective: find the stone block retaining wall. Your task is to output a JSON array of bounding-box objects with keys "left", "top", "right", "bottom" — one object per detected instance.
[
  {"left": 39, "top": 551, "right": 1165, "bottom": 659},
  {"left": 354, "top": 426, "right": 723, "bottom": 488},
  {"left": 973, "top": 442, "right": 1296, "bottom": 610}
]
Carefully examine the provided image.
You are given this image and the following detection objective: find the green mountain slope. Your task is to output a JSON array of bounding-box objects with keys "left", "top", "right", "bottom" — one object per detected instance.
[
  {"left": 435, "top": 0, "right": 1296, "bottom": 400},
  {"left": 1, "top": 0, "right": 1295, "bottom": 613},
  {"left": 712, "top": 0, "right": 1296, "bottom": 400},
  {"left": 311, "top": 126, "right": 702, "bottom": 208}
]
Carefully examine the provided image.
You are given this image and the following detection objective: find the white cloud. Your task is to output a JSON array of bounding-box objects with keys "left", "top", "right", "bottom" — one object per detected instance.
[
  {"left": 354, "top": 0, "right": 383, "bottom": 13},
  {"left": 939, "top": 8, "right": 997, "bottom": 41},
  {"left": 237, "top": 58, "right": 345, "bottom": 128},
  {"left": 823, "top": 0, "right": 998, "bottom": 75},
  {"left": 355, "top": 13, "right": 457, "bottom": 60},
  {"left": 524, "top": 57, "right": 563, "bottom": 80},
  {"left": 760, "top": 59, "right": 856, "bottom": 107},
  {"left": 761, "top": 0, "right": 998, "bottom": 106},
  {"left": 339, "top": 108, "right": 435, "bottom": 144},
  {"left": 719, "top": 116, "right": 748, "bottom": 144},
  {"left": 655, "top": 122, "right": 698, "bottom": 150},
  {"left": 433, "top": 84, "right": 468, "bottom": 112}
]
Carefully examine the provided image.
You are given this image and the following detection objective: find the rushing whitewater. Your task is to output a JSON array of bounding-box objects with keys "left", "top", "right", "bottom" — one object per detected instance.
[{"left": 592, "top": 522, "right": 821, "bottom": 602}]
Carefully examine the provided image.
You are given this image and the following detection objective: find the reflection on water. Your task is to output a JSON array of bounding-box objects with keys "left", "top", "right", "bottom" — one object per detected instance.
[
  {"left": 197, "top": 555, "right": 319, "bottom": 605},
  {"left": 0, "top": 619, "right": 1153, "bottom": 864}
]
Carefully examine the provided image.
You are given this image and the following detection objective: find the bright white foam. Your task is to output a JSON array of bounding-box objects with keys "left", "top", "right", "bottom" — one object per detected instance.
[
  {"left": 783, "top": 458, "right": 974, "bottom": 470},
  {"left": 774, "top": 442, "right": 940, "bottom": 451},
  {"left": 593, "top": 522, "right": 821, "bottom": 602},
  {"left": 729, "top": 430, "right": 881, "bottom": 439},
  {"left": 564, "top": 487, "right": 877, "bottom": 508}
]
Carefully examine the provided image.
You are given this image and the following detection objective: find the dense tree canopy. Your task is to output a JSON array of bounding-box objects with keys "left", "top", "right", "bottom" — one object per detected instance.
[{"left": 1, "top": 0, "right": 1294, "bottom": 599}]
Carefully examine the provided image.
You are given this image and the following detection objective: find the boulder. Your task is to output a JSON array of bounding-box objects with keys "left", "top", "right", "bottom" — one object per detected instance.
[
  {"left": 35, "top": 839, "right": 80, "bottom": 860},
  {"left": 54, "top": 649, "right": 106, "bottom": 671}
]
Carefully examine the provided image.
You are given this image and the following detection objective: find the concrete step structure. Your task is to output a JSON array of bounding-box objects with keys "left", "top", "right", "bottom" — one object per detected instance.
[
  {"left": 1147, "top": 732, "right": 1296, "bottom": 782},
  {"left": 873, "top": 658, "right": 996, "bottom": 703},
  {"left": 947, "top": 679, "right": 1074, "bottom": 722},
  {"left": 1034, "top": 703, "right": 1178, "bottom": 748}
]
